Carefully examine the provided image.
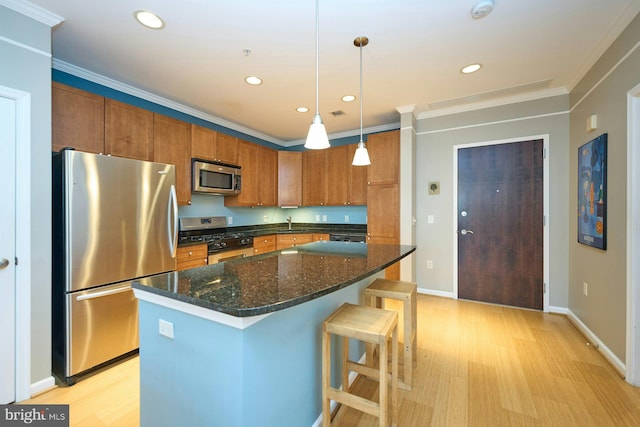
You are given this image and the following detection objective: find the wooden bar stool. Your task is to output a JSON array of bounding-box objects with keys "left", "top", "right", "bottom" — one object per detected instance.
[
  {"left": 365, "top": 278, "right": 417, "bottom": 390},
  {"left": 322, "top": 303, "right": 398, "bottom": 427}
]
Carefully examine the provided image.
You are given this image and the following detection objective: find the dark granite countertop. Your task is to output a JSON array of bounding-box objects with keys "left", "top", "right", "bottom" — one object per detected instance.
[{"left": 133, "top": 241, "right": 415, "bottom": 317}]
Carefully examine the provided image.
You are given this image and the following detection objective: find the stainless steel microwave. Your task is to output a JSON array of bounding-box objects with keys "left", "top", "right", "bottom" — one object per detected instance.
[{"left": 192, "top": 159, "right": 241, "bottom": 195}]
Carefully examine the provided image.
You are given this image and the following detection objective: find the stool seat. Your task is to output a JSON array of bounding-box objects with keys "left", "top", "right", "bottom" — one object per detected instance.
[
  {"left": 322, "top": 303, "right": 398, "bottom": 427},
  {"left": 365, "top": 279, "right": 417, "bottom": 390}
]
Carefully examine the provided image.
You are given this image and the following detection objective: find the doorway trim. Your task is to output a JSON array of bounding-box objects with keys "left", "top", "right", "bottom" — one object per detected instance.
[
  {"left": 452, "top": 134, "right": 550, "bottom": 312},
  {"left": 1, "top": 85, "right": 32, "bottom": 401},
  {"left": 626, "top": 84, "right": 640, "bottom": 386}
]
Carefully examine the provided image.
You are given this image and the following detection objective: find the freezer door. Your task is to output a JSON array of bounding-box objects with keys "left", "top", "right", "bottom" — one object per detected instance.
[
  {"left": 64, "top": 151, "right": 178, "bottom": 291},
  {"left": 67, "top": 282, "right": 139, "bottom": 376}
]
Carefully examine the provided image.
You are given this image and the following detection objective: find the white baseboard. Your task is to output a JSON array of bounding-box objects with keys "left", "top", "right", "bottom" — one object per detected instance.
[
  {"left": 417, "top": 288, "right": 454, "bottom": 299},
  {"left": 30, "top": 376, "right": 55, "bottom": 398},
  {"left": 566, "top": 309, "right": 626, "bottom": 377},
  {"left": 549, "top": 305, "right": 569, "bottom": 314}
]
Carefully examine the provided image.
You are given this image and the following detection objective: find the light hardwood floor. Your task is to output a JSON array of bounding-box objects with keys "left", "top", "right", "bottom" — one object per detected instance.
[{"left": 22, "top": 295, "right": 640, "bottom": 426}]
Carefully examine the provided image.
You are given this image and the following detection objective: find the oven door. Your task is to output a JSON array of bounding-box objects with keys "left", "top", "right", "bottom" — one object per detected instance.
[{"left": 208, "top": 247, "right": 254, "bottom": 264}]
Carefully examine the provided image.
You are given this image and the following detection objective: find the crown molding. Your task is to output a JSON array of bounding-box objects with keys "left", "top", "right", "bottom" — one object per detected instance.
[
  {"left": 0, "top": 0, "right": 64, "bottom": 27},
  {"left": 416, "top": 87, "right": 569, "bottom": 120},
  {"left": 52, "top": 59, "right": 284, "bottom": 146}
]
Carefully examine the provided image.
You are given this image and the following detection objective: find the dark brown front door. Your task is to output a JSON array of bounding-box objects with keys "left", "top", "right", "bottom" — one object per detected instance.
[{"left": 457, "top": 140, "right": 543, "bottom": 310}]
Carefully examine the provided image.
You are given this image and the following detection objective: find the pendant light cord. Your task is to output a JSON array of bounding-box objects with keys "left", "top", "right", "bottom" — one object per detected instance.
[
  {"left": 315, "top": 0, "right": 320, "bottom": 115},
  {"left": 359, "top": 42, "right": 363, "bottom": 142}
]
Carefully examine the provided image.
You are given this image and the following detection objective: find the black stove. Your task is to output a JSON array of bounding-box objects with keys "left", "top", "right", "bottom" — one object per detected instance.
[{"left": 179, "top": 216, "right": 253, "bottom": 254}]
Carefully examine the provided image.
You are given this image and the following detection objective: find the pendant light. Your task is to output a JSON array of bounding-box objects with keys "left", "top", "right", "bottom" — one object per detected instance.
[
  {"left": 352, "top": 36, "right": 371, "bottom": 166},
  {"left": 304, "top": 0, "right": 330, "bottom": 149}
]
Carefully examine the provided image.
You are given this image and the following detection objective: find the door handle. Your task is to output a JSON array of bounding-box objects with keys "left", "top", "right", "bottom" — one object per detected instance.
[
  {"left": 460, "top": 229, "right": 474, "bottom": 236},
  {"left": 0, "top": 258, "right": 9, "bottom": 269}
]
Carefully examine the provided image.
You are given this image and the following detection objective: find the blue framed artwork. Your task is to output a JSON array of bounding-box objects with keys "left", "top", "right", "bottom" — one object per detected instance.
[{"left": 578, "top": 133, "right": 607, "bottom": 250}]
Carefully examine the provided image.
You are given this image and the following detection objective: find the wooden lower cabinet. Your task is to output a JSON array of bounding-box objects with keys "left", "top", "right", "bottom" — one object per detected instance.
[
  {"left": 312, "top": 233, "right": 330, "bottom": 242},
  {"left": 253, "top": 234, "right": 277, "bottom": 255},
  {"left": 276, "top": 233, "right": 313, "bottom": 250},
  {"left": 177, "top": 244, "right": 208, "bottom": 271}
]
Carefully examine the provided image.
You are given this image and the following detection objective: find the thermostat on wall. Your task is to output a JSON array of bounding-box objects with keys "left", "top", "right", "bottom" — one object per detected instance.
[{"left": 428, "top": 181, "right": 440, "bottom": 195}]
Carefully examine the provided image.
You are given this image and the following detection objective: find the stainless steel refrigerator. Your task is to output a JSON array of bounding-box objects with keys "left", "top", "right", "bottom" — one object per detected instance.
[{"left": 52, "top": 149, "right": 178, "bottom": 384}]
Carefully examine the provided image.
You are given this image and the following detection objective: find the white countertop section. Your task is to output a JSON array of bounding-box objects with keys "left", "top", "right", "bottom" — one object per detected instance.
[{"left": 133, "top": 288, "right": 272, "bottom": 330}]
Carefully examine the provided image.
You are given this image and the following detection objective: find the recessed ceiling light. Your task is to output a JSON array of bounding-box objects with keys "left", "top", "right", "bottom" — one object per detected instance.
[
  {"left": 342, "top": 95, "right": 356, "bottom": 102},
  {"left": 461, "top": 63, "right": 482, "bottom": 74},
  {"left": 296, "top": 107, "right": 309, "bottom": 113},
  {"left": 471, "top": 0, "right": 494, "bottom": 19},
  {"left": 134, "top": 10, "right": 164, "bottom": 29},
  {"left": 244, "top": 76, "right": 263, "bottom": 85}
]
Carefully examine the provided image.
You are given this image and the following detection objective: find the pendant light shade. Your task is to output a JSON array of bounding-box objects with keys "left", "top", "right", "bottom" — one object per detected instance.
[
  {"left": 352, "top": 141, "right": 371, "bottom": 166},
  {"left": 305, "top": 0, "right": 330, "bottom": 150},
  {"left": 352, "top": 36, "right": 371, "bottom": 166}
]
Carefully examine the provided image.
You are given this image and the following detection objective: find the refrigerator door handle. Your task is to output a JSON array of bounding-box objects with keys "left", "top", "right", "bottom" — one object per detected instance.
[
  {"left": 168, "top": 184, "right": 178, "bottom": 257},
  {"left": 75, "top": 285, "right": 131, "bottom": 301}
]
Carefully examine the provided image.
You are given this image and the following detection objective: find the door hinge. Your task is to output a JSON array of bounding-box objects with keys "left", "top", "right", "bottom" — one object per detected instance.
[
  {"left": 543, "top": 148, "right": 547, "bottom": 159},
  {"left": 15, "top": 257, "right": 18, "bottom": 266},
  {"left": 543, "top": 282, "right": 546, "bottom": 293},
  {"left": 543, "top": 215, "right": 546, "bottom": 226}
]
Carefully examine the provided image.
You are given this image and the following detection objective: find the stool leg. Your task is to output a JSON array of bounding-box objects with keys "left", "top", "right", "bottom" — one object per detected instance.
[
  {"left": 342, "top": 336, "right": 350, "bottom": 393},
  {"left": 392, "top": 325, "right": 398, "bottom": 427},
  {"left": 412, "top": 289, "right": 417, "bottom": 370},
  {"left": 366, "top": 295, "right": 380, "bottom": 368},
  {"left": 379, "top": 337, "right": 388, "bottom": 427},
  {"left": 403, "top": 297, "right": 412, "bottom": 388},
  {"left": 322, "top": 327, "right": 331, "bottom": 427}
]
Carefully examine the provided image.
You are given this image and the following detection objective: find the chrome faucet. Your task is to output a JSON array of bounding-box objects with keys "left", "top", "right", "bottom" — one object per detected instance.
[{"left": 286, "top": 215, "right": 292, "bottom": 231}]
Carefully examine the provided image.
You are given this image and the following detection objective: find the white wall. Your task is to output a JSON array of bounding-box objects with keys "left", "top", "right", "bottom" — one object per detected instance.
[
  {"left": 568, "top": 12, "right": 640, "bottom": 362},
  {"left": 0, "top": 5, "right": 59, "bottom": 388}
]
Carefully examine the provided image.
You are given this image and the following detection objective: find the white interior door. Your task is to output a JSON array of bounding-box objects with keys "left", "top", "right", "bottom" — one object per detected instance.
[{"left": 0, "top": 95, "right": 17, "bottom": 404}]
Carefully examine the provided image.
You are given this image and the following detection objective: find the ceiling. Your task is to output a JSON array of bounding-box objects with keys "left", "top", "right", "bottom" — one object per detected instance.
[{"left": 19, "top": 0, "right": 640, "bottom": 145}]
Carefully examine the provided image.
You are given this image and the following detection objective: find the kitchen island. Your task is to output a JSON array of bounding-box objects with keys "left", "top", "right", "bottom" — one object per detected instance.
[{"left": 133, "top": 241, "right": 415, "bottom": 427}]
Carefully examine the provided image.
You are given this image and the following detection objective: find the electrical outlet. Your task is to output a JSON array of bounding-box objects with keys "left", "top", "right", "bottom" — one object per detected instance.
[
  {"left": 263, "top": 215, "right": 268, "bottom": 223},
  {"left": 227, "top": 216, "right": 233, "bottom": 225},
  {"left": 322, "top": 215, "right": 327, "bottom": 222},
  {"left": 345, "top": 215, "right": 349, "bottom": 222},
  {"left": 427, "top": 260, "right": 433, "bottom": 269},
  {"left": 428, "top": 215, "right": 434, "bottom": 224},
  {"left": 159, "top": 319, "right": 174, "bottom": 339},
  {"left": 583, "top": 282, "right": 588, "bottom": 296},
  {"left": 315, "top": 214, "right": 320, "bottom": 222}
]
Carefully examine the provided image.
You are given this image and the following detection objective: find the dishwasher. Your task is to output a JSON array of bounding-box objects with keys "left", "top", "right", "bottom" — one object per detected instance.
[{"left": 329, "top": 233, "right": 366, "bottom": 243}]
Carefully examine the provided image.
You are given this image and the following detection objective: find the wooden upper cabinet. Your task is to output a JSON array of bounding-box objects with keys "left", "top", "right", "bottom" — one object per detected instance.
[
  {"left": 225, "top": 139, "right": 258, "bottom": 206},
  {"left": 367, "top": 130, "right": 400, "bottom": 185},
  {"left": 191, "top": 124, "right": 217, "bottom": 161},
  {"left": 348, "top": 143, "right": 368, "bottom": 205},
  {"left": 105, "top": 99, "right": 154, "bottom": 161},
  {"left": 302, "top": 149, "right": 326, "bottom": 206},
  {"left": 191, "top": 125, "right": 239, "bottom": 165},
  {"left": 257, "top": 145, "right": 278, "bottom": 206},
  {"left": 52, "top": 82, "right": 105, "bottom": 154},
  {"left": 321, "top": 144, "right": 367, "bottom": 206},
  {"left": 278, "top": 151, "right": 302, "bottom": 207},
  {"left": 216, "top": 133, "right": 239, "bottom": 165},
  {"left": 153, "top": 114, "right": 192, "bottom": 205},
  {"left": 324, "top": 145, "right": 348, "bottom": 206}
]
